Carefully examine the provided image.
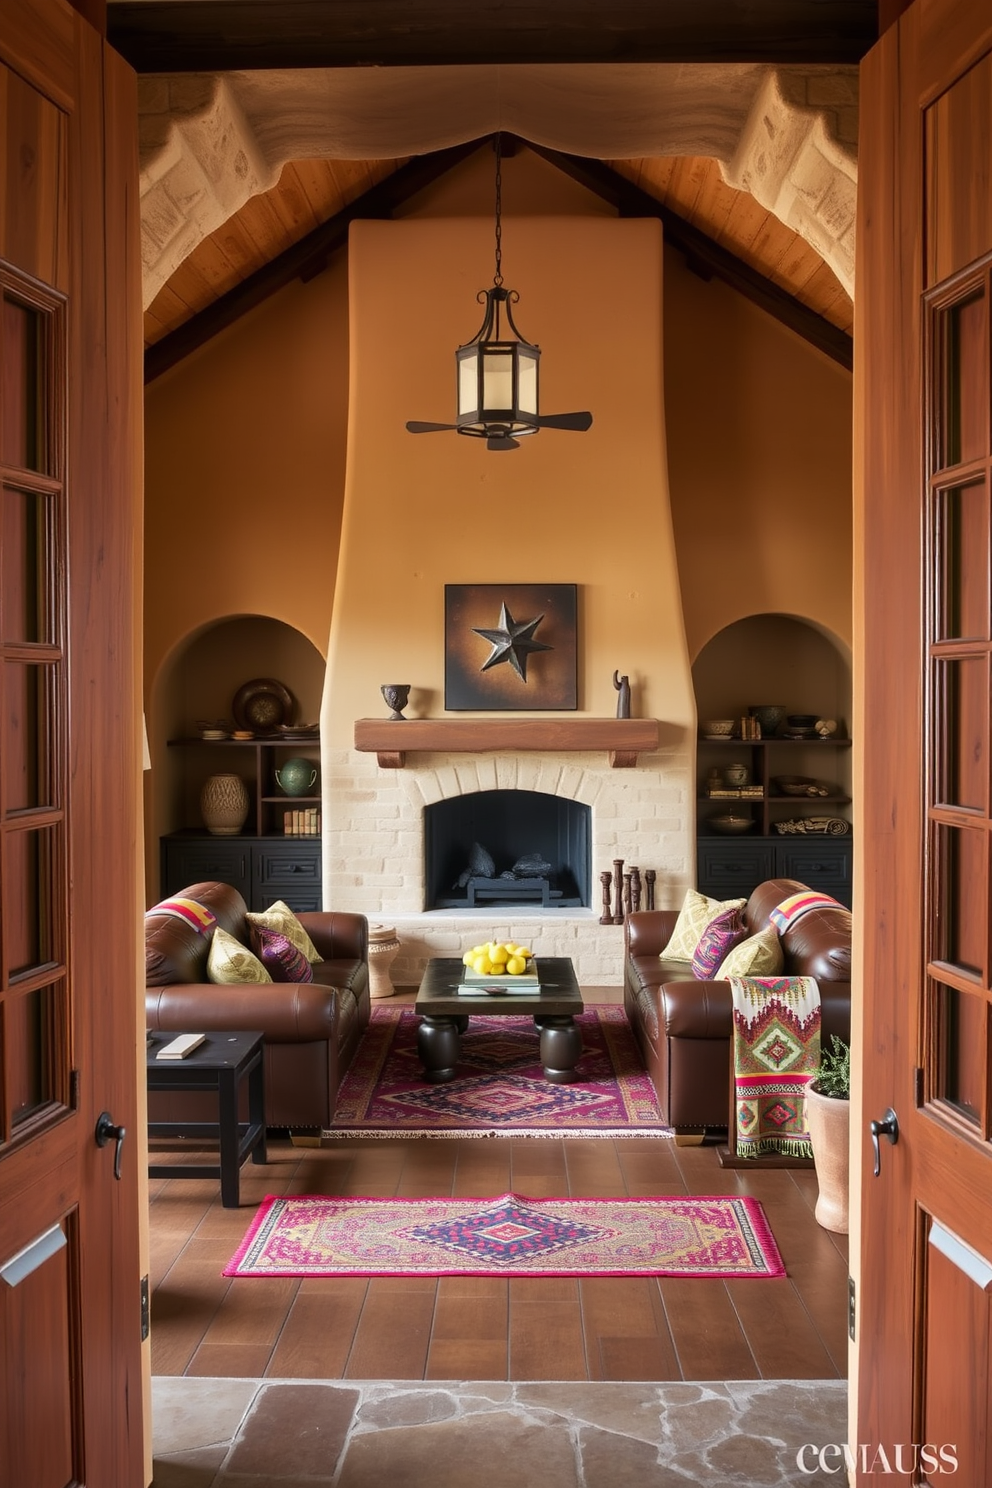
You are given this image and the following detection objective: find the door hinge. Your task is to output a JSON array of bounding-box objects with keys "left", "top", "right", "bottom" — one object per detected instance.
[
  {"left": 140, "top": 1275, "right": 150, "bottom": 1341},
  {"left": 848, "top": 1275, "right": 856, "bottom": 1342}
]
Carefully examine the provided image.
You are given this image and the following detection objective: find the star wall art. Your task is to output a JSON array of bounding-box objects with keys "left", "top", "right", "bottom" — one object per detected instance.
[{"left": 444, "top": 584, "right": 578, "bottom": 710}]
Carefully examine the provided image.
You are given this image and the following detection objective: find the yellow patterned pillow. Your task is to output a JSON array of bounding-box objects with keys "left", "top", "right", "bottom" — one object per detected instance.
[
  {"left": 715, "top": 924, "right": 784, "bottom": 978},
  {"left": 246, "top": 901, "right": 321, "bottom": 963},
  {"left": 660, "top": 889, "right": 747, "bottom": 962},
  {"left": 207, "top": 926, "right": 272, "bottom": 984}
]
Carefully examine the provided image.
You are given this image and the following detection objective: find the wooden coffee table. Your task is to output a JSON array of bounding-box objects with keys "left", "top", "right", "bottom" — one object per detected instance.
[{"left": 414, "top": 956, "right": 583, "bottom": 1084}]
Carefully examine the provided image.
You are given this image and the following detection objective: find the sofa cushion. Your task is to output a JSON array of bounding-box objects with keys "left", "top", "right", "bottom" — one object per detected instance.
[
  {"left": 246, "top": 901, "right": 321, "bottom": 963},
  {"left": 249, "top": 924, "right": 315, "bottom": 983},
  {"left": 716, "top": 923, "right": 784, "bottom": 978},
  {"left": 207, "top": 926, "right": 272, "bottom": 984},
  {"left": 690, "top": 904, "right": 748, "bottom": 978},
  {"left": 660, "top": 889, "right": 747, "bottom": 962}
]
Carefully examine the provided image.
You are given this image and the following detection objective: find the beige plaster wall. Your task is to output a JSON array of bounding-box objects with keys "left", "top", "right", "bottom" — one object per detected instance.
[
  {"left": 663, "top": 248, "right": 853, "bottom": 660},
  {"left": 325, "top": 209, "right": 692, "bottom": 740}
]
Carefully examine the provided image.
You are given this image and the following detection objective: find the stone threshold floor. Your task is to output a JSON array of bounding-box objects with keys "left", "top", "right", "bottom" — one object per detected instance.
[{"left": 152, "top": 1376, "right": 849, "bottom": 1487}]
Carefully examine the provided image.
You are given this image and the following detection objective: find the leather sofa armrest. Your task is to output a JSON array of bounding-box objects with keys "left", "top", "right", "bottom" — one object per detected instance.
[
  {"left": 146, "top": 982, "right": 341, "bottom": 1043},
  {"left": 625, "top": 910, "right": 678, "bottom": 958},
  {"left": 659, "top": 978, "right": 852, "bottom": 1041},
  {"left": 297, "top": 911, "right": 368, "bottom": 963}
]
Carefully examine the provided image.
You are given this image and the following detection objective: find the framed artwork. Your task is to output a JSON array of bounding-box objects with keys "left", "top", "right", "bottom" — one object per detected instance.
[{"left": 444, "top": 583, "right": 578, "bottom": 710}]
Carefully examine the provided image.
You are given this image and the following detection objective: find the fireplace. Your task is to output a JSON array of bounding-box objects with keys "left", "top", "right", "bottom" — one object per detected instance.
[{"left": 424, "top": 789, "right": 591, "bottom": 910}]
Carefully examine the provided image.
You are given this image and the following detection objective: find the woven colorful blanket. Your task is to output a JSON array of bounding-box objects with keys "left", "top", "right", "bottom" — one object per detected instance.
[
  {"left": 730, "top": 975, "right": 820, "bottom": 1159},
  {"left": 145, "top": 896, "right": 217, "bottom": 933}
]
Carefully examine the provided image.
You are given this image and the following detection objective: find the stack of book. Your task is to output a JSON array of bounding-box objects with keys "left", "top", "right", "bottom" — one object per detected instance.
[
  {"left": 459, "top": 962, "right": 541, "bottom": 995},
  {"left": 706, "top": 786, "right": 764, "bottom": 799},
  {"left": 283, "top": 808, "right": 321, "bottom": 836}
]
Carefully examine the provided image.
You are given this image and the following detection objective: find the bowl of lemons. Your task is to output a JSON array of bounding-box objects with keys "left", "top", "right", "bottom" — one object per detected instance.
[{"left": 462, "top": 941, "right": 534, "bottom": 979}]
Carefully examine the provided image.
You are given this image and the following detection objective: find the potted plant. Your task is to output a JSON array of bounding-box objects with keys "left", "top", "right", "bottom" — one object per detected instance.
[{"left": 805, "top": 1035, "right": 850, "bottom": 1234}]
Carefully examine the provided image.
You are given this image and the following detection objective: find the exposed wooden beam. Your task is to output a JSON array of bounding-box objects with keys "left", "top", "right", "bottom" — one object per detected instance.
[
  {"left": 110, "top": 0, "right": 877, "bottom": 73},
  {"left": 526, "top": 144, "right": 854, "bottom": 370},
  {"left": 144, "top": 140, "right": 485, "bottom": 383},
  {"left": 146, "top": 138, "right": 852, "bottom": 382}
]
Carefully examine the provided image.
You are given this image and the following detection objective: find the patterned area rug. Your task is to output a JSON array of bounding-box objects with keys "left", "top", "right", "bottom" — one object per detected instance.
[
  {"left": 324, "top": 1005, "right": 667, "bottom": 1138},
  {"left": 224, "top": 1192, "right": 785, "bottom": 1279}
]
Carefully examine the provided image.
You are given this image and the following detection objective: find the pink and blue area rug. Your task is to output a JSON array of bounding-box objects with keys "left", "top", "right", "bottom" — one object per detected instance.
[
  {"left": 224, "top": 1192, "right": 784, "bottom": 1279},
  {"left": 324, "top": 1005, "right": 666, "bottom": 1138}
]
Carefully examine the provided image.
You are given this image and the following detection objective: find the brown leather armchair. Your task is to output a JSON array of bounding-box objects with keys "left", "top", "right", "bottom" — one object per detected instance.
[
  {"left": 624, "top": 877, "right": 851, "bottom": 1138},
  {"left": 145, "top": 881, "right": 370, "bottom": 1131}
]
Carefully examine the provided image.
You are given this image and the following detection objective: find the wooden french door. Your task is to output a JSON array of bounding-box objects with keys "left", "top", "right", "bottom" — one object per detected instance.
[
  {"left": 859, "top": 0, "right": 992, "bottom": 1481},
  {"left": 0, "top": 1, "right": 144, "bottom": 1484}
]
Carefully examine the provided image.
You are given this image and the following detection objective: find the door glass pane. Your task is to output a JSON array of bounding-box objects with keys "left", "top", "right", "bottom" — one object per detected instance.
[
  {"left": 935, "top": 657, "right": 987, "bottom": 810},
  {"left": 934, "top": 981, "right": 986, "bottom": 1127},
  {"left": 3, "top": 827, "right": 57, "bottom": 976},
  {"left": 933, "top": 823, "right": 987, "bottom": 976},
  {"left": 2, "top": 486, "right": 48, "bottom": 644},
  {"left": 942, "top": 290, "right": 987, "bottom": 469},
  {"left": 0, "top": 296, "right": 45, "bottom": 474},
  {"left": 936, "top": 480, "right": 988, "bottom": 641},
  {"left": 7, "top": 984, "right": 55, "bottom": 1126},
  {"left": 4, "top": 663, "right": 53, "bottom": 812}
]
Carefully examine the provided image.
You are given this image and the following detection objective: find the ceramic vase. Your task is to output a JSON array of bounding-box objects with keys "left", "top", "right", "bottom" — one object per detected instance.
[
  {"left": 367, "top": 924, "right": 401, "bottom": 999},
  {"left": 806, "top": 1084, "right": 850, "bottom": 1233},
  {"left": 200, "top": 773, "right": 250, "bottom": 836}
]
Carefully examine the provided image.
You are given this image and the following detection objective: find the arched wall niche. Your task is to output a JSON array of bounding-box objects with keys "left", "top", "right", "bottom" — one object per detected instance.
[
  {"left": 144, "top": 613, "right": 325, "bottom": 900},
  {"left": 692, "top": 612, "right": 852, "bottom": 732}
]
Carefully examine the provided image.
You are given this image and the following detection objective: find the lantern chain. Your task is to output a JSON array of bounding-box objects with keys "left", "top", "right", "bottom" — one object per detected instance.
[{"left": 493, "top": 134, "right": 503, "bottom": 288}]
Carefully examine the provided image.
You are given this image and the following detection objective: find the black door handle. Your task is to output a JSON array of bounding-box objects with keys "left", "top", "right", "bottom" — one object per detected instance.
[
  {"left": 95, "top": 1111, "right": 126, "bottom": 1180},
  {"left": 869, "top": 1108, "right": 898, "bottom": 1177}
]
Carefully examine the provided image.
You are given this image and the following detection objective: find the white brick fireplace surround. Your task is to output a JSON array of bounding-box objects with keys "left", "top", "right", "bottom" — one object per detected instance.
[{"left": 325, "top": 745, "right": 692, "bottom": 986}]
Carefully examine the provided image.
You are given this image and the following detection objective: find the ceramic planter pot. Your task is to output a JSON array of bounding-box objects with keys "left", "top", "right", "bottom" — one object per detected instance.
[
  {"left": 806, "top": 1083, "right": 850, "bottom": 1233},
  {"left": 200, "top": 773, "right": 250, "bottom": 836}
]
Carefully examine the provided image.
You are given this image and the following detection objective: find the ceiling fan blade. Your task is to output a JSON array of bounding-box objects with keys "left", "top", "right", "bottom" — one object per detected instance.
[
  {"left": 405, "top": 420, "right": 458, "bottom": 433},
  {"left": 534, "top": 411, "right": 593, "bottom": 432},
  {"left": 487, "top": 434, "right": 520, "bottom": 451}
]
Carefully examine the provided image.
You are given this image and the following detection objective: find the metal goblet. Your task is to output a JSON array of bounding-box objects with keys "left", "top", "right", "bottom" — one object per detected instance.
[{"left": 381, "top": 684, "right": 411, "bottom": 720}]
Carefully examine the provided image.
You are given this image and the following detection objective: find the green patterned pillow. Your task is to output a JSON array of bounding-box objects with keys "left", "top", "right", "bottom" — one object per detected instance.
[
  {"left": 715, "top": 924, "right": 784, "bottom": 978},
  {"left": 661, "top": 889, "right": 747, "bottom": 962},
  {"left": 246, "top": 901, "right": 320, "bottom": 963},
  {"left": 207, "top": 926, "right": 272, "bottom": 984}
]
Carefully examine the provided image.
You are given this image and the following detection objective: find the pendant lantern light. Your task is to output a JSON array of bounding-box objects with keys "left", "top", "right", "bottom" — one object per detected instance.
[{"left": 406, "top": 136, "right": 592, "bottom": 451}]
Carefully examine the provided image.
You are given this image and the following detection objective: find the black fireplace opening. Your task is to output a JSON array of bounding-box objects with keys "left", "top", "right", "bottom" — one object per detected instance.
[{"left": 425, "top": 790, "right": 591, "bottom": 910}]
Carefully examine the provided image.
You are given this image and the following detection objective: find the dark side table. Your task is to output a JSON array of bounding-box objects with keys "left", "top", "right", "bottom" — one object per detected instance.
[{"left": 147, "top": 1030, "right": 267, "bottom": 1207}]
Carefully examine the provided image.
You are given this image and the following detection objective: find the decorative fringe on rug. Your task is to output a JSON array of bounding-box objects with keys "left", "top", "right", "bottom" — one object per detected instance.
[{"left": 320, "top": 1125, "right": 672, "bottom": 1141}]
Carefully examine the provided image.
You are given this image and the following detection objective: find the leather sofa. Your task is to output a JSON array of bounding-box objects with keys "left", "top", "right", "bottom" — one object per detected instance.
[
  {"left": 145, "top": 880, "right": 370, "bottom": 1131},
  {"left": 624, "top": 877, "right": 851, "bottom": 1138}
]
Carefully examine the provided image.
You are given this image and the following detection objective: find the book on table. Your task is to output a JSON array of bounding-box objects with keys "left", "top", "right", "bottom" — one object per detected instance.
[{"left": 459, "top": 961, "right": 541, "bottom": 994}]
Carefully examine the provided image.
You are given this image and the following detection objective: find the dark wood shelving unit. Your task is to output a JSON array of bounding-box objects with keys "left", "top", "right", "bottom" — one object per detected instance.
[
  {"left": 162, "top": 734, "right": 322, "bottom": 910},
  {"left": 696, "top": 734, "right": 853, "bottom": 904}
]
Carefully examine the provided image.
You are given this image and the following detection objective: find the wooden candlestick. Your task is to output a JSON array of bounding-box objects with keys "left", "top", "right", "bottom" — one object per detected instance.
[
  {"left": 599, "top": 870, "right": 613, "bottom": 925},
  {"left": 630, "top": 866, "right": 642, "bottom": 913},
  {"left": 644, "top": 868, "right": 656, "bottom": 911},
  {"left": 622, "top": 871, "right": 632, "bottom": 918},
  {"left": 612, "top": 858, "right": 624, "bottom": 925}
]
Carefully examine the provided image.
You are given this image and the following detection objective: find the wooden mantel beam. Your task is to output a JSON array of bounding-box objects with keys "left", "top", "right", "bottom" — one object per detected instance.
[{"left": 354, "top": 716, "right": 662, "bottom": 769}]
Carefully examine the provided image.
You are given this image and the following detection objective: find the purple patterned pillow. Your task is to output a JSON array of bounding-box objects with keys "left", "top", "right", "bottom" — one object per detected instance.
[
  {"left": 249, "top": 924, "right": 314, "bottom": 983},
  {"left": 690, "top": 904, "right": 748, "bottom": 979}
]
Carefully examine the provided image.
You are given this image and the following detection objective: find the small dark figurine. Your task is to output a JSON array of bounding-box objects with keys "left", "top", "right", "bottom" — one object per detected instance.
[{"left": 613, "top": 670, "right": 631, "bottom": 719}]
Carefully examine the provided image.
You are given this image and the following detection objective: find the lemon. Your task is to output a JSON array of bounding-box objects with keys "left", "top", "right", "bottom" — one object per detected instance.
[
  {"left": 506, "top": 955, "right": 526, "bottom": 976},
  {"left": 463, "top": 950, "right": 475, "bottom": 967},
  {"left": 489, "top": 943, "right": 509, "bottom": 964},
  {"left": 514, "top": 946, "right": 532, "bottom": 961},
  {"left": 472, "top": 955, "right": 491, "bottom": 975},
  {"left": 487, "top": 962, "right": 506, "bottom": 974}
]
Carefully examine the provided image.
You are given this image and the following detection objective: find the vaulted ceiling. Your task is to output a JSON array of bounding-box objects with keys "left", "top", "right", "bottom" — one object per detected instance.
[{"left": 120, "top": 1, "right": 876, "bottom": 378}]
